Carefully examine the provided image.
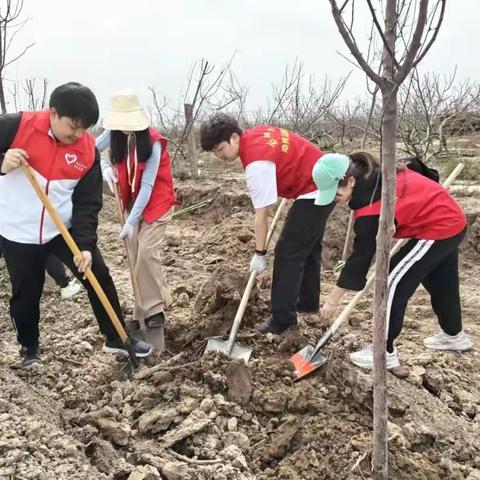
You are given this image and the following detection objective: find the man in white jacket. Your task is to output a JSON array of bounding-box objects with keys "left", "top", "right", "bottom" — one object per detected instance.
[{"left": 0, "top": 82, "right": 152, "bottom": 367}]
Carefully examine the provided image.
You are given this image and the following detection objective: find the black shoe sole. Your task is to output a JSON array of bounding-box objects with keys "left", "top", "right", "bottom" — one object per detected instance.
[
  {"left": 102, "top": 344, "right": 153, "bottom": 358},
  {"left": 255, "top": 323, "right": 299, "bottom": 335}
]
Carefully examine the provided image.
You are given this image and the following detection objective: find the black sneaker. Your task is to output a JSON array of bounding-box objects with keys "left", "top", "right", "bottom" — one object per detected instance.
[
  {"left": 255, "top": 317, "right": 298, "bottom": 335},
  {"left": 20, "top": 346, "right": 42, "bottom": 367},
  {"left": 102, "top": 337, "right": 153, "bottom": 358},
  {"left": 145, "top": 312, "right": 165, "bottom": 329}
]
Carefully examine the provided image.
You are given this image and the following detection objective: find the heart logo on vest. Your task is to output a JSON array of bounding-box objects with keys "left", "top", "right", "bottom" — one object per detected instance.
[{"left": 65, "top": 153, "right": 77, "bottom": 165}]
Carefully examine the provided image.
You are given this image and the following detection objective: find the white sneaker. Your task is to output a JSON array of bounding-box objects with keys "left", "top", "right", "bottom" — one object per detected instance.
[
  {"left": 350, "top": 345, "right": 400, "bottom": 370},
  {"left": 423, "top": 330, "right": 472, "bottom": 351},
  {"left": 60, "top": 279, "right": 82, "bottom": 300}
]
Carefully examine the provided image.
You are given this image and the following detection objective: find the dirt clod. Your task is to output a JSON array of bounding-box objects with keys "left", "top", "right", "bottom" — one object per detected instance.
[{"left": 226, "top": 361, "right": 253, "bottom": 406}]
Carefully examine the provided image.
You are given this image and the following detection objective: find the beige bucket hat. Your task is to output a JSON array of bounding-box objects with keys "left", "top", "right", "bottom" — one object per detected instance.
[{"left": 103, "top": 93, "right": 150, "bottom": 131}]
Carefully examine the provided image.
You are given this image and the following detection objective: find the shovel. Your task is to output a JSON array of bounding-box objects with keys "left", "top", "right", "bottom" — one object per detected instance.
[
  {"left": 290, "top": 250, "right": 400, "bottom": 379},
  {"left": 204, "top": 198, "right": 288, "bottom": 363},
  {"left": 291, "top": 162, "right": 465, "bottom": 380},
  {"left": 21, "top": 163, "right": 139, "bottom": 373},
  {"left": 334, "top": 210, "right": 354, "bottom": 272},
  {"left": 112, "top": 183, "right": 164, "bottom": 352}
]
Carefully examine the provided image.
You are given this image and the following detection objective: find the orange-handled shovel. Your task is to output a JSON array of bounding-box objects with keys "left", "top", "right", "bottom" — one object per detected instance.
[
  {"left": 21, "top": 163, "right": 138, "bottom": 369},
  {"left": 290, "top": 162, "right": 465, "bottom": 380}
]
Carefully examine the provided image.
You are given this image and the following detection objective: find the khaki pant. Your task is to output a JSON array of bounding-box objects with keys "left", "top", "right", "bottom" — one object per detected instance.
[{"left": 129, "top": 207, "right": 173, "bottom": 321}]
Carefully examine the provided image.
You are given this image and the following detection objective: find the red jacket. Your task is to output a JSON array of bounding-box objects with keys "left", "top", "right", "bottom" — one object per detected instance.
[
  {"left": 238, "top": 126, "right": 322, "bottom": 198},
  {"left": 116, "top": 128, "right": 178, "bottom": 223},
  {"left": 354, "top": 169, "right": 466, "bottom": 240}
]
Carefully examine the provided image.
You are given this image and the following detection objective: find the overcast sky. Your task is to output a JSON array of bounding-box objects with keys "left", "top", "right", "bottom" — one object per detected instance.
[{"left": 4, "top": 0, "right": 479, "bottom": 116}]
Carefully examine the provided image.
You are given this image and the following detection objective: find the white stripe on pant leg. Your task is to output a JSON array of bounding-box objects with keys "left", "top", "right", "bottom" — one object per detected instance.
[
  {"left": 386, "top": 240, "right": 431, "bottom": 317},
  {"left": 385, "top": 239, "right": 435, "bottom": 338},
  {"left": 387, "top": 240, "right": 430, "bottom": 295}
]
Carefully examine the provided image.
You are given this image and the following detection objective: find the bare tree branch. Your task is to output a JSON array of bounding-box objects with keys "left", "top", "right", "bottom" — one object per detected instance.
[
  {"left": 408, "top": 0, "right": 446, "bottom": 71},
  {"left": 366, "top": 0, "right": 401, "bottom": 70},
  {"left": 0, "top": 0, "right": 34, "bottom": 112},
  {"left": 395, "top": 0, "right": 429, "bottom": 83},
  {"left": 329, "top": 0, "right": 382, "bottom": 84},
  {"left": 4, "top": 41, "right": 34, "bottom": 67}
]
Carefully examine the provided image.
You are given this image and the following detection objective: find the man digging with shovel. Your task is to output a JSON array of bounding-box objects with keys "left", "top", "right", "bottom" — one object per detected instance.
[
  {"left": 0, "top": 82, "right": 152, "bottom": 367},
  {"left": 200, "top": 114, "right": 335, "bottom": 335}
]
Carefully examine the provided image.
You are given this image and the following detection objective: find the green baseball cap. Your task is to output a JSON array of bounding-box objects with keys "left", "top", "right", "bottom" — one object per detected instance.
[{"left": 312, "top": 153, "right": 350, "bottom": 206}]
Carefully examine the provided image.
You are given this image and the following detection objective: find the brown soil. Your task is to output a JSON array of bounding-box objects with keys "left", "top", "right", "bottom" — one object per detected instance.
[{"left": 1, "top": 175, "right": 480, "bottom": 480}]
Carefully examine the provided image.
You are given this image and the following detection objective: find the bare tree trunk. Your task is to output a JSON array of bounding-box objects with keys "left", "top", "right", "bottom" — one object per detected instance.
[
  {"left": 328, "top": 1, "right": 446, "bottom": 478},
  {"left": 0, "top": 78, "right": 6, "bottom": 113},
  {"left": 184, "top": 103, "right": 198, "bottom": 178},
  {"left": 372, "top": 86, "right": 396, "bottom": 480},
  {"left": 372, "top": 1, "right": 397, "bottom": 478},
  {"left": 0, "top": 28, "right": 5, "bottom": 113}
]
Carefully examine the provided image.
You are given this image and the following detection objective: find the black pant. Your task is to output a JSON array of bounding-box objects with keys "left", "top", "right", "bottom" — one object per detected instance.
[
  {"left": 0, "top": 234, "right": 126, "bottom": 349},
  {"left": 386, "top": 228, "right": 466, "bottom": 352},
  {"left": 271, "top": 199, "right": 335, "bottom": 326},
  {"left": 1, "top": 248, "right": 69, "bottom": 288},
  {"left": 45, "top": 254, "right": 70, "bottom": 288}
]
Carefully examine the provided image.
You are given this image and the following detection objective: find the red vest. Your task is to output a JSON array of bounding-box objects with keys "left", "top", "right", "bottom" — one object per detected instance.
[
  {"left": 116, "top": 128, "right": 178, "bottom": 223},
  {"left": 12, "top": 110, "right": 96, "bottom": 181},
  {"left": 7, "top": 110, "right": 96, "bottom": 244},
  {"left": 238, "top": 126, "right": 322, "bottom": 198},
  {"left": 354, "top": 169, "right": 466, "bottom": 240}
]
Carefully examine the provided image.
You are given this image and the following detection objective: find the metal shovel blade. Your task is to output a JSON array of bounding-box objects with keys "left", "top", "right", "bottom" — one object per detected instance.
[
  {"left": 141, "top": 321, "right": 165, "bottom": 354},
  {"left": 204, "top": 337, "right": 252, "bottom": 364},
  {"left": 129, "top": 322, "right": 165, "bottom": 354},
  {"left": 290, "top": 344, "right": 328, "bottom": 380},
  {"left": 116, "top": 336, "right": 138, "bottom": 378}
]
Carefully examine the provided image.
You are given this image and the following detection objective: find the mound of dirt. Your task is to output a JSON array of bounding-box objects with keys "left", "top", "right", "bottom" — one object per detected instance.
[
  {"left": 175, "top": 181, "right": 253, "bottom": 224},
  {"left": 463, "top": 212, "right": 480, "bottom": 259},
  {"left": 193, "top": 264, "right": 266, "bottom": 325}
]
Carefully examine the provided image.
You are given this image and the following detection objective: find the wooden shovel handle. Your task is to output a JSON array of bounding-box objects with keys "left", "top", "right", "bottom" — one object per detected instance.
[
  {"left": 225, "top": 198, "right": 288, "bottom": 352},
  {"left": 341, "top": 211, "right": 355, "bottom": 263},
  {"left": 112, "top": 183, "right": 141, "bottom": 301},
  {"left": 21, "top": 163, "right": 129, "bottom": 343}
]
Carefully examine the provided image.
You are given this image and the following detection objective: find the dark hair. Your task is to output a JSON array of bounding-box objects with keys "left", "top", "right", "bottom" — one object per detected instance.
[
  {"left": 49, "top": 82, "right": 99, "bottom": 128},
  {"left": 200, "top": 113, "right": 243, "bottom": 151},
  {"left": 339, "top": 151, "right": 380, "bottom": 186},
  {"left": 109, "top": 129, "right": 153, "bottom": 165}
]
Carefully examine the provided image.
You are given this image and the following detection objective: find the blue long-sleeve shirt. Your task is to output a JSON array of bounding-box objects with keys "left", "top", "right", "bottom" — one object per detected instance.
[{"left": 96, "top": 130, "right": 161, "bottom": 225}]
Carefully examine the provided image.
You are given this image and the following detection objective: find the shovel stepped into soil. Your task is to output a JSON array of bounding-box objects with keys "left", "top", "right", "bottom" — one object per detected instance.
[
  {"left": 20, "top": 163, "right": 140, "bottom": 373},
  {"left": 291, "top": 163, "right": 465, "bottom": 380},
  {"left": 112, "top": 183, "right": 164, "bottom": 353},
  {"left": 204, "top": 198, "right": 288, "bottom": 363}
]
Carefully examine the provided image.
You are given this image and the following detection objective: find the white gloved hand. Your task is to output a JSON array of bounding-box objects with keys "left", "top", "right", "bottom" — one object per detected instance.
[
  {"left": 119, "top": 222, "right": 135, "bottom": 241},
  {"left": 249, "top": 253, "right": 267, "bottom": 273},
  {"left": 102, "top": 166, "right": 117, "bottom": 194}
]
